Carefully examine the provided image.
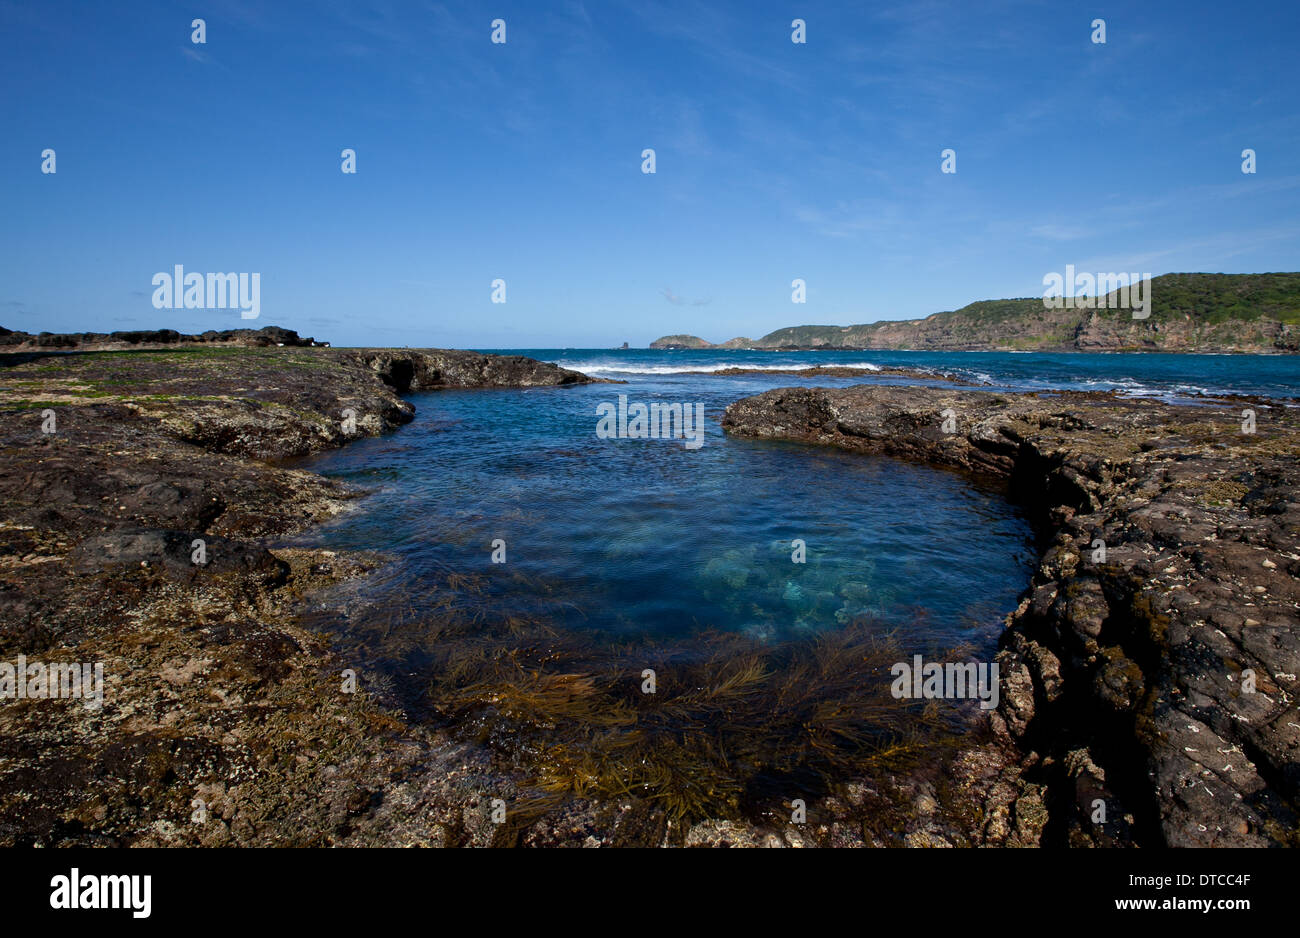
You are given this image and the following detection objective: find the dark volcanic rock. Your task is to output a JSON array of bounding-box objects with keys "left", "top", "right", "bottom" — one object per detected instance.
[
  {"left": 71, "top": 529, "right": 288, "bottom": 587},
  {"left": 0, "top": 345, "right": 598, "bottom": 846},
  {"left": 724, "top": 385, "right": 1300, "bottom": 847},
  {"left": 0, "top": 345, "right": 601, "bottom": 460},
  {"left": 340, "top": 348, "right": 604, "bottom": 392}
]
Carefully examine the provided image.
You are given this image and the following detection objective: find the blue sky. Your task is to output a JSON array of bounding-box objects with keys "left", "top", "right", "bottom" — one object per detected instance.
[{"left": 2, "top": 0, "right": 1298, "bottom": 348}]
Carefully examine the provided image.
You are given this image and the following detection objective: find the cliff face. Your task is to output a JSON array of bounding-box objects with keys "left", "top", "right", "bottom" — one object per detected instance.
[
  {"left": 1070, "top": 308, "right": 1298, "bottom": 352},
  {"left": 653, "top": 272, "right": 1300, "bottom": 353}
]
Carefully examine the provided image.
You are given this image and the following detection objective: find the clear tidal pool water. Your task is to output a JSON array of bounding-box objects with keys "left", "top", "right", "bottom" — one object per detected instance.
[
  {"left": 279, "top": 351, "right": 1297, "bottom": 826},
  {"left": 290, "top": 375, "right": 1036, "bottom": 653}
]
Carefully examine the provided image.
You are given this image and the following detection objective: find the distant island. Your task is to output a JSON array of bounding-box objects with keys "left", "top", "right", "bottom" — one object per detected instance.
[{"left": 652, "top": 272, "right": 1300, "bottom": 353}]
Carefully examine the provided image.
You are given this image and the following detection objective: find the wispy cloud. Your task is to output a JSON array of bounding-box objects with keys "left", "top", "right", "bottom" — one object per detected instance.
[
  {"left": 660, "top": 287, "right": 713, "bottom": 306},
  {"left": 614, "top": 0, "right": 804, "bottom": 92},
  {"left": 1077, "top": 225, "right": 1300, "bottom": 274}
]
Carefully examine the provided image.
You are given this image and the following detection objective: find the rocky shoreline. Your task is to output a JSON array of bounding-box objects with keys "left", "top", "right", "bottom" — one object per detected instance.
[
  {"left": 723, "top": 385, "right": 1300, "bottom": 846},
  {"left": 4, "top": 346, "right": 1296, "bottom": 847},
  {"left": 0, "top": 346, "right": 605, "bottom": 846}
]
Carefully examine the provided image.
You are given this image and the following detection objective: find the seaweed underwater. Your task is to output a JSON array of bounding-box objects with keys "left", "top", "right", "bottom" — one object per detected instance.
[{"left": 298, "top": 561, "right": 984, "bottom": 838}]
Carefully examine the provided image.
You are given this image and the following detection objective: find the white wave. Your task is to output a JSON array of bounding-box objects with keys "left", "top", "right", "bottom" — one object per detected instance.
[
  {"left": 1013, "top": 375, "right": 1237, "bottom": 399},
  {"left": 555, "top": 361, "right": 884, "bottom": 375}
]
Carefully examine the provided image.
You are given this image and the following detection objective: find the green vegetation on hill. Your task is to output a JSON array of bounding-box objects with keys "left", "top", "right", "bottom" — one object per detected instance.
[
  {"left": 650, "top": 273, "right": 1300, "bottom": 353},
  {"left": 1145, "top": 272, "right": 1300, "bottom": 325}
]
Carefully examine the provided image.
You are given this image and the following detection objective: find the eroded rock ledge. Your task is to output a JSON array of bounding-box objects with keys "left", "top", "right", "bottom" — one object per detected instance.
[
  {"left": 341, "top": 348, "right": 603, "bottom": 394},
  {"left": 0, "top": 346, "right": 598, "bottom": 846},
  {"left": 723, "top": 385, "right": 1300, "bottom": 847}
]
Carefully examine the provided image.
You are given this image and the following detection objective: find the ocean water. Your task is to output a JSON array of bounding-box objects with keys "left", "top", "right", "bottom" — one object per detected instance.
[
  {"left": 292, "top": 357, "right": 1048, "bottom": 652},
  {"left": 527, "top": 347, "right": 1300, "bottom": 401},
  {"left": 288, "top": 347, "right": 1298, "bottom": 675},
  {"left": 282, "top": 349, "right": 1297, "bottom": 816}
]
